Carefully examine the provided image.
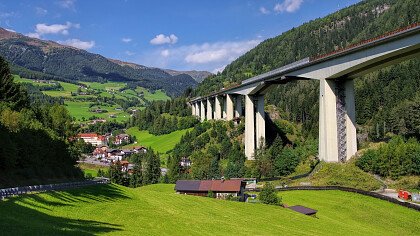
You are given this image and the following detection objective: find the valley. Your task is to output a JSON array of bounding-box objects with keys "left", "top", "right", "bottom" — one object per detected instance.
[{"left": 13, "top": 75, "right": 170, "bottom": 123}]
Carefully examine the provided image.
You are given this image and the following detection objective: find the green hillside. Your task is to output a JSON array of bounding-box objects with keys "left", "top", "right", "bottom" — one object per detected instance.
[
  {"left": 124, "top": 127, "right": 192, "bottom": 155},
  {"left": 13, "top": 75, "right": 170, "bottom": 123},
  {"left": 0, "top": 184, "right": 418, "bottom": 235},
  {"left": 195, "top": 0, "right": 420, "bottom": 138}
]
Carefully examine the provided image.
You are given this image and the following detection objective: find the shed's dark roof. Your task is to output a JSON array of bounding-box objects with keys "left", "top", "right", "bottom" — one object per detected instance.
[
  {"left": 288, "top": 205, "right": 317, "bottom": 215},
  {"left": 175, "top": 180, "right": 201, "bottom": 192}
]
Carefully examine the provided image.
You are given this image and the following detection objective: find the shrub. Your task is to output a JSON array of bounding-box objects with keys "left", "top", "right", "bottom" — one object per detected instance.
[{"left": 259, "top": 182, "right": 282, "bottom": 206}]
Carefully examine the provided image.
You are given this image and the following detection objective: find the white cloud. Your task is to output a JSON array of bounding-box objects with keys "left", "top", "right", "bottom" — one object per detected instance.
[
  {"left": 274, "top": 0, "right": 303, "bottom": 13},
  {"left": 183, "top": 40, "right": 260, "bottom": 64},
  {"left": 26, "top": 32, "right": 41, "bottom": 39},
  {"left": 125, "top": 50, "right": 135, "bottom": 56},
  {"left": 259, "top": 6, "right": 270, "bottom": 15},
  {"left": 5, "top": 28, "right": 16, "bottom": 33},
  {"left": 58, "top": 39, "right": 95, "bottom": 50},
  {"left": 122, "top": 37, "right": 132, "bottom": 43},
  {"left": 58, "top": 0, "right": 76, "bottom": 10},
  {"left": 150, "top": 34, "right": 178, "bottom": 45},
  {"left": 27, "top": 22, "right": 80, "bottom": 38},
  {"left": 136, "top": 39, "right": 261, "bottom": 73},
  {"left": 160, "top": 49, "right": 170, "bottom": 57},
  {"left": 35, "top": 7, "right": 48, "bottom": 16}
]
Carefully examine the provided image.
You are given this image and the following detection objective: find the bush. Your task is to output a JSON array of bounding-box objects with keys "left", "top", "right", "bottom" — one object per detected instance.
[
  {"left": 356, "top": 136, "right": 420, "bottom": 179},
  {"left": 259, "top": 182, "right": 282, "bottom": 206},
  {"left": 207, "top": 190, "right": 215, "bottom": 198}
]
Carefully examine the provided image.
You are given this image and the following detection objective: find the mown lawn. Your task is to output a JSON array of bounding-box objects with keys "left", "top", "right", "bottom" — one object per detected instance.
[
  {"left": 0, "top": 184, "right": 418, "bottom": 235},
  {"left": 124, "top": 127, "right": 191, "bottom": 154}
]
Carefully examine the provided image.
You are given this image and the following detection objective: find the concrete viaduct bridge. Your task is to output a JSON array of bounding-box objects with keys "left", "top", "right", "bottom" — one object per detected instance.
[{"left": 189, "top": 23, "right": 420, "bottom": 162}]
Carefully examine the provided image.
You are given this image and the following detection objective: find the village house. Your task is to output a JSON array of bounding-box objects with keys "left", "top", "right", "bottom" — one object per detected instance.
[
  {"left": 175, "top": 179, "right": 246, "bottom": 201},
  {"left": 114, "top": 134, "right": 130, "bottom": 145},
  {"left": 78, "top": 133, "right": 107, "bottom": 146},
  {"left": 180, "top": 157, "right": 191, "bottom": 167}
]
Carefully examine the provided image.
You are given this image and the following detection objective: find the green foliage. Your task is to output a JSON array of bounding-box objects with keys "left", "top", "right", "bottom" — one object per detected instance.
[
  {"left": 356, "top": 136, "right": 420, "bottom": 179},
  {"left": 259, "top": 182, "right": 282, "bottom": 206},
  {"left": 142, "top": 148, "right": 161, "bottom": 185},
  {"left": 207, "top": 190, "right": 215, "bottom": 198},
  {"left": 300, "top": 162, "right": 382, "bottom": 191},
  {"left": 0, "top": 58, "right": 29, "bottom": 110},
  {"left": 131, "top": 97, "right": 198, "bottom": 135}
]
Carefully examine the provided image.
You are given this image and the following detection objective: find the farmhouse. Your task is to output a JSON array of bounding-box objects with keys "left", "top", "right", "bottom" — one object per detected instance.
[
  {"left": 114, "top": 134, "right": 130, "bottom": 145},
  {"left": 175, "top": 179, "right": 246, "bottom": 201},
  {"left": 78, "top": 133, "right": 107, "bottom": 146}
]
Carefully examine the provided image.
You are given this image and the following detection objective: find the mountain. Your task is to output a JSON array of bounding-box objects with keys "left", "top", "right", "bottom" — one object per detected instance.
[
  {"left": 0, "top": 28, "right": 198, "bottom": 97},
  {"left": 164, "top": 69, "right": 212, "bottom": 83},
  {"left": 195, "top": 0, "right": 420, "bottom": 139}
]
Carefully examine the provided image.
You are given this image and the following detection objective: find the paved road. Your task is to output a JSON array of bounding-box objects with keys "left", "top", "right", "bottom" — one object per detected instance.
[{"left": 78, "top": 157, "right": 110, "bottom": 167}]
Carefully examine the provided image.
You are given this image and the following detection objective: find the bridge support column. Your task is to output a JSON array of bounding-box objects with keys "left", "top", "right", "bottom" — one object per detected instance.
[
  {"left": 200, "top": 100, "right": 206, "bottom": 122},
  {"left": 245, "top": 95, "right": 255, "bottom": 160},
  {"left": 226, "top": 94, "right": 234, "bottom": 120},
  {"left": 191, "top": 103, "right": 195, "bottom": 116},
  {"left": 215, "top": 96, "right": 222, "bottom": 120},
  {"left": 319, "top": 78, "right": 357, "bottom": 162},
  {"left": 235, "top": 96, "right": 242, "bottom": 118},
  {"left": 256, "top": 95, "right": 265, "bottom": 149},
  {"left": 195, "top": 103, "right": 200, "bottom": 118},
  {"left": 207, "top": 98, "right": 213, "bottom": 120},
  {"left": 222, "top": 96, "right": 227, "bottom": 119}
]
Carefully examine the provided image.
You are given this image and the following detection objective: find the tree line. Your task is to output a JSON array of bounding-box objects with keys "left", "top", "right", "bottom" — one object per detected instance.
[{"left": 0, "top": 56, "right": 84, "bottom": 188}]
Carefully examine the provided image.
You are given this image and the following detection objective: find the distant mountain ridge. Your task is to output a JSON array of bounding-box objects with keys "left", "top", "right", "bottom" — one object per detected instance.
[
  {"left": 163, "top": 69, "right": 212, "bottom": 83},
  {"left": 0, "top": 28, "right": 198, "bottom": 97}
]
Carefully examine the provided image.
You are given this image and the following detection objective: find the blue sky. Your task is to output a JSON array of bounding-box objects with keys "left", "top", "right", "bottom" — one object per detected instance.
[{"left": 0, "top": 0, "right": 360, "bottom": 73}]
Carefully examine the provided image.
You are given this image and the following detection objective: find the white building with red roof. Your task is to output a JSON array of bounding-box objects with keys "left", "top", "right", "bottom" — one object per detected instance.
[{"left": 78, "top": 133, "right": 107, "bottom": 146}]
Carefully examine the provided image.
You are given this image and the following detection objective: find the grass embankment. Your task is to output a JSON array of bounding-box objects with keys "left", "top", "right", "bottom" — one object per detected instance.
[
  {"left": 285, "top": 161, "right": 382, "bottom": 191},
  {"left": 124, "top": 127, "right": 192, "bottom": 155},
  {"left": 78, "top": 163, "right": 109, "bottom": 178},
  {"left": 0, "top": 184, "right": 418, "bottom": 235}
]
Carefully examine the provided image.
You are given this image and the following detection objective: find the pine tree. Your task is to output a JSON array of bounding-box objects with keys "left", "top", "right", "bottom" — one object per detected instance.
[
  {"left": 130, "top": 159, "right": 143, "bottom": 188},
  {"left": 0, "top": 56, "right": 29, "bottom": 110}
]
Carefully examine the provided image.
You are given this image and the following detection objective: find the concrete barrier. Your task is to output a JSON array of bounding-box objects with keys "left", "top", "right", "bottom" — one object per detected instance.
[{"left": 0, "top": 178, "right": 110, "bottom": 200}]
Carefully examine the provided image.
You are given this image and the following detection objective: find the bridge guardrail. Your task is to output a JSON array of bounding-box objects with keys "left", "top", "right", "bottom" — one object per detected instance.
[{"left": 0, "top": 178, "right": 110, "bottom": 200}]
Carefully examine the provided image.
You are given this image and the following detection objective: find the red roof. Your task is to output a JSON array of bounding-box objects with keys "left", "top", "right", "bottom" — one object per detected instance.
[{"left": 78, "top": 133, "right": 99, "bottom": 138}]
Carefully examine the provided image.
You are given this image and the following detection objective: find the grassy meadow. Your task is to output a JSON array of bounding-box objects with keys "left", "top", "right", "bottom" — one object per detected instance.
[
  {"left": 13, "top": 75, "right": 170, "bottom": 123},
  {"left": 0, "top": 184, "right": 418, "bottom": 235},
  {"left": 124, "top": 127, "right": 192, "bottom": 154}
]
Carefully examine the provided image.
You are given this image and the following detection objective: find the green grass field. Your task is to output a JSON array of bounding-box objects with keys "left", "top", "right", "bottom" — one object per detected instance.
[
  {"left": 64, "top": 101, "right": 131, "bottom": 122},
  {"left": 13, "top": 75, "right": 169, "bottom": 123},
  {"left": 124, "top": 127, "right": 191, "bottom": 154},
  {"left": 78, "top": 163, "right": 109, "bottom": 178},
  {"left": 0, "top": 184, "right": 418, "bottom": 235}
]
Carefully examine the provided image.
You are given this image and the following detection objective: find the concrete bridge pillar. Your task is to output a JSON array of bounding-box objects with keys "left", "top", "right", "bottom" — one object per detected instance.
[
  {"left": 200, "top": 100, "right": 206, "bottom": 122},
  {"left": 195, "top": 102, "right": 200, "bottom": 118},
  {"left": 207, "top": 98, "right": 213, "bottom": 120},
  {"left": 215, "top": 96, "right": 223, "bottom": 120},
  {"left": 222, "top": 96, "right": 227, "bottom": 119},
  {"left": 226, "top": 94, "right": 234, "bottom": 120},
  {"left": 235, "top": 96, "right": 242, "bottom": 118},
  {"left": 245, "top": 95, "right": 255, "bottom": 160},
  {"left": 319, "top": 78, "right": 357, "bottom": 162},
  {"left": 191, "top": 103, "right": 196, "bottom": 116},
  {"left": 255, "top": 95, "right": 265, "bottom": 149}
]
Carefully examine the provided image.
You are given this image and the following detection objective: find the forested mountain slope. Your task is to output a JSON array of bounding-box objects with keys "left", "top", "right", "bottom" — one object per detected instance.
[
  {"left": 195, "top": 0, "right": 420, "bottom": 139},
  {"left": 0, "top": 29, "right": 198, "bottom": 97}
]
